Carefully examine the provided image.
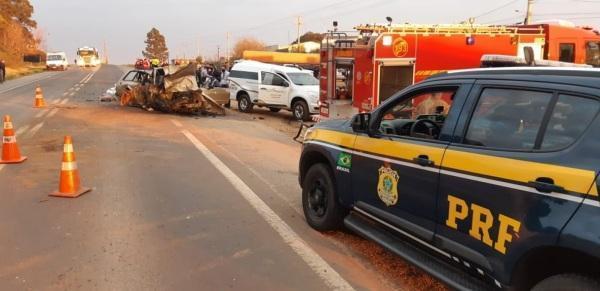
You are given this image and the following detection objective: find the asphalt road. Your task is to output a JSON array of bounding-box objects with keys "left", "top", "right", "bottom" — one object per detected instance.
[{"left": 0, "top": 65, "right": 445, "bottom": 290}]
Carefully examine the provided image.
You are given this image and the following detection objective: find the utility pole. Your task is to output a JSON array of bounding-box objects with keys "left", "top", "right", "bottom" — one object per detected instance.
[
  {"left": 197, "top": 37, "right": 201, "bottom": 60},
  {"left": 296, "top": 16, "right": 303, "bottom": 53},
  {"left": 103, "top": 40, "right": 108, "bottom": 64},
  {"left": 226, "top": 32, "right": 230, "bottom": 65},
  {"left": 524, "top": 0, "right": 534, "bottom": 25},
  {"left": 217, "top": 45, "right": 220, "bottom": 63}
]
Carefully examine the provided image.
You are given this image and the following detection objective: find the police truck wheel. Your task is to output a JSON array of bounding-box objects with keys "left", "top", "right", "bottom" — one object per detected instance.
[
  {"left": 238, "top": 94, "right": 253, "bottom": 112},
  {"left": 532, "top": 274, "right": 600, "bottom": 291},
  {"left": 293, "top": 100, "right": 310, "bottom": 121},
  {"left": 269, "top": 107, "right": 281, "bottom": 113},
  {"left": 302, "top": 163, "right": 347, "bottom": 231}
]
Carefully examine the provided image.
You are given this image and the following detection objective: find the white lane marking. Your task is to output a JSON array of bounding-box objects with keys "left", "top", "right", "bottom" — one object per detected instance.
[
  {"left": 0, "top": 164, "right": 4, "bottom": 172},
  {"left": 80, "top": 73, "right": 92, "bottom": 83},
  {"left": 170, "top": 119, "right": 182, "bottom": 127},
  {"left": 68, "top": 92, "right": 75, "bottom": 97},
  {"left": 47, "top": 108, "right": 59, "bottom": 118},
  {"left": 74, "top": 87, "right": 80, "bottom": 92},
  {"left": 25, "top": 122, "right": 44, "bottom": 138},
  {"left": 52, "top": 99, "right": 60, "bottom": 104},
  {"left": 181, "top": 130, "right": 354, "bottom": 291},
  {"left": 35, "top": 109, "right": 49, "bottom": 118},
  {"left": 0, "top": 74, "right": 56, "bottom": 94},
  {"left": 62, "top": 92, "right": 68, "bottom": 96},
  {"left": 15, "top": 125, "right": 30, "bottom": 136},
  {"left": 211, "top": 140, "right": 303, "bottom": 216},
  {"left": 60, "top": 98, "right": 69, "bottom": 104}
]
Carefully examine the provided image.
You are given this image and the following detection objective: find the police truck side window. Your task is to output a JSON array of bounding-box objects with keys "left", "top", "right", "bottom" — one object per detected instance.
[
  {"left": 378, "top": 89, "right": 455, "bottom": 139},
  {"left": 540, "top": 95, "right": 600, "bottom": 150},
  {"left": 464, "top": 88, "right": 552, "bottom": 150}
]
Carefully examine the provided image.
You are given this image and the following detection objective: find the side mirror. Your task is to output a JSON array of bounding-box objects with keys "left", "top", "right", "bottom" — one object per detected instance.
[{"left": 351, "top": 113, "right": 371, "bottom": 133}]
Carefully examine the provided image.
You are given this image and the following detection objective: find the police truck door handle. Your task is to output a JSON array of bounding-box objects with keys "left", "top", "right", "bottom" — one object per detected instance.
[
  {"left": 412, "top": 155, "right": 434, "bottom": 167},
  {"left": 528, "top": 178, "right": 566, "bottom": 193},
  {"left": 260, "top": 88, "right": 267, "bottom": 90}
]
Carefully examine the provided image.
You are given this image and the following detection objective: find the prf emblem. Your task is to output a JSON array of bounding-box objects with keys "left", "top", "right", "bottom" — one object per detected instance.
[
  {"left": 377, "top": 166, "right": 399, "bottom": 206},
  {"left": 392, "top": 37, "right": 408, "bottom": 57}
]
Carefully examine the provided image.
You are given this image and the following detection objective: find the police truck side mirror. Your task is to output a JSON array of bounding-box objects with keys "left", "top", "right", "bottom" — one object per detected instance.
[{"left": 351, "top": 113, "right": 371, "bottom": 133}]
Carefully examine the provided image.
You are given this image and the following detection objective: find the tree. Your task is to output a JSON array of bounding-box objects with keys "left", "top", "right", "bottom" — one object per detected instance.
[
  {"left": 0, "top": 0, "right": 40, "bottom": 65},
  {"left": 0, "top": 0, "right": 37, "bottom": 30},
  {"left": 232, "top": 37, "right": 265, "bottom": 60},
  {"left": 142, "top": 28, "right": 169, "bottom": 62},
  {"left": 291, "top": 31, "right": 324, "bottom": 44}
]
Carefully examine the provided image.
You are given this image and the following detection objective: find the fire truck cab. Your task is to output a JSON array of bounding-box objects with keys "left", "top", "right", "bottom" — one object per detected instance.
[{"left": 318, "top": 22, "right": 600, "bottom": 120}]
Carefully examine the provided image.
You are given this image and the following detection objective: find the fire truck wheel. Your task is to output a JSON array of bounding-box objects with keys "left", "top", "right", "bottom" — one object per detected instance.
[
  {"left": 302, "top": 163, "right": 347, "bottom": 231},
  {"left": 238, "top": 94, "right": 253, "bottom": 112},
  {"left": 269, "top": 107, "right": 281, "bottom": 113},
  {"left": 293, "top": 100, "right": 310, "bottom": 121}
]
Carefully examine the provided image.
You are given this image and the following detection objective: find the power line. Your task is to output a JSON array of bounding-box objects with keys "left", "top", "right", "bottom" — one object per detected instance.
[{"left": 473, "top": 0, "right": 521, "bottom": 19}]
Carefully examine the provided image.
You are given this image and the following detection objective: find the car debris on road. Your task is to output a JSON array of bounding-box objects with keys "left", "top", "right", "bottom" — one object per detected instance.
[{"left": 119, "top": 64, "right": 226, "bottom": 116}]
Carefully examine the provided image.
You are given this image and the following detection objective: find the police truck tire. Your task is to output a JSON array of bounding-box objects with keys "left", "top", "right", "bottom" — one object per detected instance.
[
  {"left": 532, "top": 274, "right": 600, "bottom": 291},
  {"left": 293, "top": 100, "right": 310, "bottom": 121},
  {"left": 269, "top": 107, "right": 281, "bottom": 113},
  {"left": 238, "top": 94, "right": 253, "bottom": 112},
  {"left": 302, "top": 163, "right": 347, "bottom": 231}
]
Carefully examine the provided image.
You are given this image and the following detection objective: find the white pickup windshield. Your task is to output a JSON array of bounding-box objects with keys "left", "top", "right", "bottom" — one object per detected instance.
[
  {"left": 287, "top": 72, "right": 318, "bottom": 86},
  {"left": 47, "top": 55, "right": 63, "bottom": 61}
]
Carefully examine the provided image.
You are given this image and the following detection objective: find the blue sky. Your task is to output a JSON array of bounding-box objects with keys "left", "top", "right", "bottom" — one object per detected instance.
[{"left": 30, "top": 0, "right": 600, "bottom": 64}]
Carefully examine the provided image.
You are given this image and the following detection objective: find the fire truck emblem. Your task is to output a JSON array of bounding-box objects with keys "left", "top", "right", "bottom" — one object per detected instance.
[
  {"left": 377, "top": 165, "right": 399, "bottom": 206},
  {"left": 392, "top": 37, "right": 409, "bottom": 57}
]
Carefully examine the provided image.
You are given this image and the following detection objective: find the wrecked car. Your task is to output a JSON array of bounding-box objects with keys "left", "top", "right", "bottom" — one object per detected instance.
[{"left": 118, "top": 64, "right": 226, "bottom": 115}]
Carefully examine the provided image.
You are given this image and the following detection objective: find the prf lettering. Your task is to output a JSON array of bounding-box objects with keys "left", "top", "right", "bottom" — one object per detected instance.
[{"left": 446, "top": 195, "right": 521, "bottom": 254}]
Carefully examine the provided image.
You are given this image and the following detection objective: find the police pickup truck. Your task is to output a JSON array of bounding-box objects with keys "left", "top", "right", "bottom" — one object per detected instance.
[{"left": 299, "top": 67, "right": 600, "bottom": 290}]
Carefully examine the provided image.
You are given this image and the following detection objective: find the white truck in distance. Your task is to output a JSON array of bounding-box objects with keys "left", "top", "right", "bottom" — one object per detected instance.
[
  {"left": 228, "top": 61, "right": 319, "bottom": 121},
  {"left": 46, "top": 52, "right": 68, "bottom": 71},
  {"left": 76, "top": 46, "right": 100, "bottom": 67}
]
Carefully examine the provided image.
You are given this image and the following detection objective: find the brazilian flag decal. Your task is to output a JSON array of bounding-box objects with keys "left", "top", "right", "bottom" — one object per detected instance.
[{"left": 337, "top": 152, "right": 352, "bottom": 170}]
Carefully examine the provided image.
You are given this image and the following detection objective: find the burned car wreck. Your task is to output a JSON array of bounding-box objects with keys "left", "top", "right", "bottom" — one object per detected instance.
[{"left": 119, "top": 64, "right": 226, "bottom": 115}]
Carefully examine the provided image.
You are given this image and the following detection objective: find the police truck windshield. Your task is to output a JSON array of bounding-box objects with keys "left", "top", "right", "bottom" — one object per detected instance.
[{"left": 287, "top": 73, "right": 318, "bottom": 86}]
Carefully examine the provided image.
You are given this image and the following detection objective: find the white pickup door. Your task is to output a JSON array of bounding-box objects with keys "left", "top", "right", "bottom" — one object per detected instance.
[{"left": 258, "top": 71, "right": 290, "bottom": 105}]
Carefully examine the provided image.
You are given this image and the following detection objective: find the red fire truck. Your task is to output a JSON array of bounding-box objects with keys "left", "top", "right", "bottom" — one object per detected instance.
[{"left": 318, "top": 22, "right": 600, "bottom": 119}]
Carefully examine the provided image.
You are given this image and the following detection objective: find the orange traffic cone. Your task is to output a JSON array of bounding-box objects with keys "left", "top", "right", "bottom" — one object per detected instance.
[
  {"left": 0, "top": 115, "right": 27, "bottom": 164},
  {"left": 33, "top": 85, "right": 46, "bottom": 108},
  {"left": 50, "top": 136, "right": 91, "bottom": 198}
]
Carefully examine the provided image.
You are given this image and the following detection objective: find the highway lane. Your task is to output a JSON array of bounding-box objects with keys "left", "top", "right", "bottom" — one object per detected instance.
[{"left": 0, "top": 65, "right": 444, "bottom": 290}]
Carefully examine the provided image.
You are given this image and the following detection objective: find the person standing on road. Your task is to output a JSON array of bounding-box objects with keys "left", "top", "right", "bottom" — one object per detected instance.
[
  {"left": 0, "top": 59, "right": 6, "bottom": 83},
  {"left": 219, "top": 68, "right": 229, "bottom": 87}
]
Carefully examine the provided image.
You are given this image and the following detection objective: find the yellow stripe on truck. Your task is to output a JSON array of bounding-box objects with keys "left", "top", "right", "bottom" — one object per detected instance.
[
  {"left": 305, "top": 129, "right": 356, "bottom": 148},
  {"left": 353, "top": 135, "right": 445, "bottom": 165},
  {"left": 443, "top": 149, "right": 598, "bottom": 196}
]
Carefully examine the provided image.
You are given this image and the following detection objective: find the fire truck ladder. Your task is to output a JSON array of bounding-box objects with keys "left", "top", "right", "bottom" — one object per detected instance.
[{"left": 354, "top": 24, "right": 543, "bottom": 36}]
